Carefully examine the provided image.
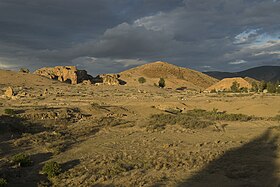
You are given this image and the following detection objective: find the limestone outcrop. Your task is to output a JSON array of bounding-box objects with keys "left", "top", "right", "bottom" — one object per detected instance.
[
  {"left": 93, "top": 74, "right": 122, "bottom": 85},
  {"left": 34, "top": 66, "right": 92, "bottom": 84}
]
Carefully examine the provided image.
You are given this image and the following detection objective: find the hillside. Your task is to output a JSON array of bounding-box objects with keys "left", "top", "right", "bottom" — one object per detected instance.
[
  {"left": 206, "top": 77, "right": 252, "bottom": 92},
  {"left": 0, "top": 69, "right": 66, "bottom": 96},
  {"left": 120, "top": 61, "right": 218, "bottom": 90},
  {"left": 0, "top": 69, "right": 62, "bottom": 87},
  {"left": 204, "top": 66, "right": 280, "bottom": 82}
]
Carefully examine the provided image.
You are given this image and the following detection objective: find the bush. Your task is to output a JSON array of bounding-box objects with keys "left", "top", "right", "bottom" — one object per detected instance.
[
  {"left": 41, "top": 161, "right": 62, "bottom": 178},
  {"left": 0, "top": 178, "right": 7, "bottom": 186},
  {"left": 4, "top": 109, "right": 16, "bottom": 115},
  {"left": 240, "top": 87, "right": 248, "bottom": 93},
  {"left": 138, "top": 77, "right": 146, "bottom": 84},
  {"left": 19, "top": 68, "right": 30, "bottom": 73},
  {"left": 272, "top": 115, "right": 280, "bottom": 121},
  {"left": 158, "top": 78, "right": 165, "bottom": 88},
  {"left": 12, "top": 153, "right": 32, "bottom": 167},
  {"left": 210, "top": 89, "right": 217, "bottom": 93}
]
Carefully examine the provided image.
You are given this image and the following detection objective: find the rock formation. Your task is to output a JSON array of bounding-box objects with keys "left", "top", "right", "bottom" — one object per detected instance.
[
  {"left": 34, "top": 66, "right": 92, "bottom": 84},
  {"left": 93, "top": 74, "right": 121, "bottom": 85},
  {"left": 205, "top": 77, "right": 252, "bottom": 92}
]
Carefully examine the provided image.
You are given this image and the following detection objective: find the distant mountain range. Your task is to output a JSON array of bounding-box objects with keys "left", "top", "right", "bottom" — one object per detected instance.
[{"left": 204, "top": 66, "right": 280, "bottom": 82}]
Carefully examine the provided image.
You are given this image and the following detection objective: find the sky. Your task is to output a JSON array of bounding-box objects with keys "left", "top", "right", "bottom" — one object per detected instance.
[{"left": 0, "top": 0, "right": 279, "bottom": 75}]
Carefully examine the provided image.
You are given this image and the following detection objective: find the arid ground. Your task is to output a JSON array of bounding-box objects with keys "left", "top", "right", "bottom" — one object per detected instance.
[{"left": 1, "top": 70, "right": 280, "bottom": 187}]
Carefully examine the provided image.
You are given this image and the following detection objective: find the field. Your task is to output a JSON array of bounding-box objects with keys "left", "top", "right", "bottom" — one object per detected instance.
[{"left": 1, "top": 78, "right": 280, "bottom": 186}]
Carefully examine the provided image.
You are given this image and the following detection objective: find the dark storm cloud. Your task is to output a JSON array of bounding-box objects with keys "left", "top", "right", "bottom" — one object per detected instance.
[{"left": 0, "top": 0, "right": 279, "bottom": 73}]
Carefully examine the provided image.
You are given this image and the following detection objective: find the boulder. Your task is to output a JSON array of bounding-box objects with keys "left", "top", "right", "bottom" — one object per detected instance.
[
  {"left": 34, "top": 66, "right": 92, "bottom": 84},
  {"left": 82, "top": 80, "right": 92, "bottom": 85},
  {"left": 4, "top": 87, "right": 15, "bottom": 98}
]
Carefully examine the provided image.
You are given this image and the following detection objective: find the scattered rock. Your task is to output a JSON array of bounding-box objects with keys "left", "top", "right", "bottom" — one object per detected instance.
[{"left": 155, "top": 104, "right": 183, "bottom": 114}]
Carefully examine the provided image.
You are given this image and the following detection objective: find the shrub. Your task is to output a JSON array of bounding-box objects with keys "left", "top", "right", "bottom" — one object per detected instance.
[
  {"left": 0, "top": 178, "right": 7, "bottom": 186},
  {"left": 4, "top": 109, "right": 16, "bottom": 115},
  {"left": 12, "top": 153, "right": 32, "bottom": 167},
  {"left": 240, "top": 87, "right": 248, "bottom": 93},
  {"left": 272, "top": 115, "right": 280, "bottom": 121},
  {"left": 210, "top": 89, "right": 217, "bottom": 93},
  {"left": 19, "top": 68, "right": 30, "bottom": 73},
  {"left": 138, "top": 77, "right": 146, "bottom": 84},
  {"left": 158, "top": 78, "right": 165, "bottom": 88},
  {"left": 41, "top": 161, "right": 62, "bottom": 178}
]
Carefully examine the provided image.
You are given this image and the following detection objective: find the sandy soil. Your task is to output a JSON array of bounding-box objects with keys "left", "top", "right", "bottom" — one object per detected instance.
[{"left": 0, "top": 71, "right": 280, "bottom": 187}]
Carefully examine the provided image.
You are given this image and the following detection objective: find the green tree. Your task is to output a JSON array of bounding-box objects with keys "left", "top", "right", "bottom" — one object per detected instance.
[
  {"left": 158, "top": 78, "right": 165, "bottom": 88},
  {"left": 240, "top": 87, "right": 248, "bottom": 93},
  {"left": 267, "top": 82, "right": 276, "bottom": 93},
  {"left": 259, "top": 80, "right": 267, "bottom": 92},
  {"left": 138, "top": 77, "right": 146, "bottom": 84},
  {"left": 251, "top": 81, "right": 259, "bottom": 92},
  {"left": 276, "top": 81, "right": 280, "bottom": 93},
  {"left": 230, "top": 81, "right": 240, "bottom": 92}
]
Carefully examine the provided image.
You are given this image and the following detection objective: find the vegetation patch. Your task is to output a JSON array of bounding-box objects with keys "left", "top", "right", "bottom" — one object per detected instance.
[
  {"left": 271, "top": 115, "right": 280, "bottom": 121},
  {"left": 148, "top": 113, "right": 214, "bottom": 130},
  {"left": 147, "top": 109, "right": 257, "bottom": 131},
  {"left": 11, "top": 153, "right": 32, "bottom": 167},
  {"left": 185, "top": 109, "right": 256, "bottom": 121},
  {"left": 41, "top": 161, "right": 62, "bottom": 178},
  {"left": 4, "top": 109, "right": 16, "bottom": 116},
  {"left": 138, "top": 77, "right": 146, "bottom": 84},
  {"left": 0, "top": 178, "right": 7, "bottom": 186}
]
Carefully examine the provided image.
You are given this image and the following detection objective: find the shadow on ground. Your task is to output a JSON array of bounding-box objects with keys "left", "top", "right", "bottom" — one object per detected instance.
[
  {"left": 0, "top": 115, "right": 46, "bottom": 158},
  {"left": 177, "top": 129, "right": 280, "bottom": 187},
  {"left": 1, "top": 152, "right": 80, "bottom": 187},
  {"left": 61, "top": 159, "right": 80, "bottom": 172},
  {"left": 1, "top": 152, "right": 52, "bottom": 187}
]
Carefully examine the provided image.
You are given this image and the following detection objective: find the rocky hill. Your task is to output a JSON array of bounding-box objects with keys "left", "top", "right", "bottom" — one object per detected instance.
[
  {"left": 204, "top": 66, "right": 280, "bottom": 82},
  {"left": 205, "top": 77, "right": 252, "bottom": 92},
  {"left": 120, "top": 61, "right": 218, "bottom": 90}
]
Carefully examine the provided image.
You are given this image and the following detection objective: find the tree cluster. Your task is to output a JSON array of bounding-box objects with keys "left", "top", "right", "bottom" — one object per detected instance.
[
  {"left": 252, "top": 80, "right": 280, "bottom": 93},
  {"left": 229, "top": 80, "right": 280, "bottom": 93}
]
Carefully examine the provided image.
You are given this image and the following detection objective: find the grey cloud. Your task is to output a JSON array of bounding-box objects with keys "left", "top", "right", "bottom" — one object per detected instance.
[{"left": 0, "top": 0, "right": 279, "bottom": 74}]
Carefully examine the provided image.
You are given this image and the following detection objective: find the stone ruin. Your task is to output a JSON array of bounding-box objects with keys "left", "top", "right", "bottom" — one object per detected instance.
[
  {"left": 93, "top": 74, "right": 126, "bottom": 85},
  {"left": 34, "top": 66, "right": 126, "bottom": 86},
  {"left": 34, "top": 66, "right": 93, "bottom": 84}
]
